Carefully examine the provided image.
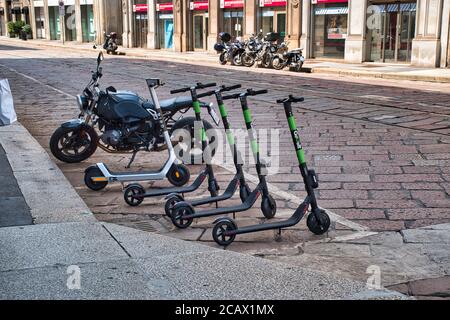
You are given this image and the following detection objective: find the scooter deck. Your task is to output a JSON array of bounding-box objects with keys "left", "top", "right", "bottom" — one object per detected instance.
[
  {"left": 186, "top": 186, "right": 260, "bottom": 219},
  {"left": 232, "top": 200, "right": 310, "bottom": 235},
  {"left": 141, "top": 173, "right": 206, "bottom": 198},
  {"left": 189, "top": 175, "right": 239, "bottom": 206}
]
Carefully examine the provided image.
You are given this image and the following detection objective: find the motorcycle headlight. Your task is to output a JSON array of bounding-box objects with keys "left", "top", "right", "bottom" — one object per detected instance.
[{"left": 76, "top": 94, "right": 89, "bottom": 111}]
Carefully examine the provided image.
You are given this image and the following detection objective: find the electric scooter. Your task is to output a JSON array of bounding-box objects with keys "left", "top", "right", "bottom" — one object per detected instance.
[
  {"left": 164, "top": 84, "right": 252, "bottom": 216},
  {"left": 211, "top": 95, "right": 331, "bottom": 246},
  {"left": 169, "top": 88, "right": 277, "bottom": 229},
  {"left": 122, "top": 82, "right": 222, "bottom": 206},
  {"left": 83, "top": 78, "right": 191, "bottom": 190}
]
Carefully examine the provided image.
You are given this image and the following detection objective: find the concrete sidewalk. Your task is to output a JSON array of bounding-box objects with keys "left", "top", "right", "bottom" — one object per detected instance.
[
  {"left": 0, "top": 122, "right": 406, "bottom": 300},
  {"left": 1, "top": 37, "right": 449, "bottom": 83}
]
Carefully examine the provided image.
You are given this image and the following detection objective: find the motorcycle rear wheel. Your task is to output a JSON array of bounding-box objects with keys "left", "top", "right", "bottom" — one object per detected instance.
[
  {"left": 219, "top": 52, "right": 227, "bottom": 65},
  {"left": 50, "top": 125, "right": 98, "bottom": 163},
  {"left": 242, "top": 54, "right": 255, "bottom": 67}
]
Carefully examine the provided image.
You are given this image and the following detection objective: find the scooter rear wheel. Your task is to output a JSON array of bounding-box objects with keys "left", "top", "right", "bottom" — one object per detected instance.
[
  {"left": 307, "top": 209, "right": 330, "bottom": 235},
  {"left": 84, "top": 165, "right": 108, "bottom": 191},
  {"left": 124, "top": 184, "right": 145, "bottom": 207},
  {"left": 164, "top": 194, "right": 184, "bottom": 217},
  {"left": 212, "top": 219, "right": 237, "bottom": 246},
  {"left": 171, "top": 205, "right": 194, "bottom": 229},
  {"left": 167, "top": 164, "right": 190, "bottom": 187},
  {"left": 261, "top": 195, "right": 277, "bottom": 219}
]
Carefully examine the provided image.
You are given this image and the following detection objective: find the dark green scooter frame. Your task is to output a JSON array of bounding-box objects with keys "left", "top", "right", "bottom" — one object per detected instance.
[
  {"left": 211, "top": 95, "right": 331, "bottom": 246},
  {"left": 169, "top": 89, "right": 277, "bottom": 229}
]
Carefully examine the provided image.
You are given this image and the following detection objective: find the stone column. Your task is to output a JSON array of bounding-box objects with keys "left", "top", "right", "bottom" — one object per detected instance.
[
  {"left": 439, "top": 0, "right": 449, "bottom": 67},
  {"left": 287, "top": 0, "right": 302, "bottom": 51},
  {"left": 121, "top": 0, "right": 131, "bottom": 47},
  {"left": 173, "top": 0, "right": 183, "bottom": 51},
  {"left": 75, "top": 0, "right": 83, "bottom": 42},
  {"left": 29, "top": 0, "right": 37, "bottom": 39},
  {"left": 44, "top": 0, "right": 50, "bottom": 40},
  {"left": 207, "top": 0, "right": 220, "bottom": 53},
  {"left": 412, "top": 0, "right": 444, "bottom": 67},
  {"left": 244, "top": 0, "right": 257, "bottom": 38},
  {"left": 181, "top": 0, "right": 189, "bottom": 51},
  {"left": 147, "top": 0, "right": 157, "bottom": 48},
  {"left": 344, "top": 0, "right": 367, "bottom": 63}
]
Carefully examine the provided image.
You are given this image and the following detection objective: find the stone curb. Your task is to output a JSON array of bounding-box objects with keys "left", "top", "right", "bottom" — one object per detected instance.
[{"left": 0, "top": 122, "right": 94, "bottom": 224}]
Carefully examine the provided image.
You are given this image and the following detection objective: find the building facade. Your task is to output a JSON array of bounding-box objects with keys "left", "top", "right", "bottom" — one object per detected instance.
[
  {"left": 1, "top": 0, "right": 449, "bottom": 67},
  {"left": 0, "top": 0, "right": 122, "bottom": 44},
  {"left": 119, "top": 0, "right": 449, "bottom": 68}
]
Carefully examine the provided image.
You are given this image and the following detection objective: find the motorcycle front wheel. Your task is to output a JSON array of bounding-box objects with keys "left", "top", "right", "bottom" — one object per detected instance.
[
  {"left": 271, "top": 57, "right": 285, "bottom": 70},
  {"left": 50, "top": 124, "right": 98, "bottom": 163},
  {"left": 232, "top": 53, "right": 243, "bottom": 66}
]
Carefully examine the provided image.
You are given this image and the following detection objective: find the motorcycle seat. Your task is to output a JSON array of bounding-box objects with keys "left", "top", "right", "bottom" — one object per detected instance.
[{"left": 143, "top": 96, "right": 204, "bottom": 112}]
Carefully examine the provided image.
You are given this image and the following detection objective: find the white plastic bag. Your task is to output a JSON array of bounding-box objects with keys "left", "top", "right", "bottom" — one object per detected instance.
[{"left": 0, "top": 79, "right": 17, "bottom": 126}]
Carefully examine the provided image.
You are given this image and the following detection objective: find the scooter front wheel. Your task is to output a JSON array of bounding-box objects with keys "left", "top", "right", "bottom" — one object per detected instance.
[
  {"left": 167, "top": 164, "right": 190, "bottom": 187},
  {"left": 84, "top": 165, "right": 108, "bottom": 191},
  {"left": 124, "top": 184, "right": 145, "bottom": 207},
  {"left": 165, "top": 194, "right": 184, "bottom": 217},
  {"left": 307, "top": 209, "right": 330, "bottom": 235},
  {"left": 171, "top": 205, "right": 194, "bottom": 229},
  {"left": 212, "top": 219, "right": 237, "bottom": 246},
  {"left": 261, "top": 195, "right": 277, "bottom": 219}
]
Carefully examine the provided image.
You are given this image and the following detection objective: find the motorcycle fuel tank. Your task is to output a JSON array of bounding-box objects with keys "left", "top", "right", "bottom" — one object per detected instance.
[{"left": 97, "top": 91, "right": 150, "bottom": 122}]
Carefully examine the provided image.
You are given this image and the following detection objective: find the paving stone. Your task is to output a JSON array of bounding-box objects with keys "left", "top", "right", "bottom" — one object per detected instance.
[{"left": 402, "top": 228, "right": 450, "bottom": 244}]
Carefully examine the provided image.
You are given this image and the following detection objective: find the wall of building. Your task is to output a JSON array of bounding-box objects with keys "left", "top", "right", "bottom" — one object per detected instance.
[{"left": 1, "top": 0, "right": 448, "bottom": 68}]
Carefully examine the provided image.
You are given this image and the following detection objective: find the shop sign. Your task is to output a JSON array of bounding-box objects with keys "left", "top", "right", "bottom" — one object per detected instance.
[
  {"left": 157, "top": 3, "right": 174, "bottom": 11},
  {"left": 133, "top": 4, "right": 148, "bottom": 13},
  {"left": 190, "top": 1, "right": 208, "bottom": 11},
  {"left": 220, "top": 0, "right": 244, "bottom": 9},
  {"left": 259, "top": 0, "right": 286, "bottom": 7},
  {"left": 312, "top": 0, "right": 348, "bottom": 4}
]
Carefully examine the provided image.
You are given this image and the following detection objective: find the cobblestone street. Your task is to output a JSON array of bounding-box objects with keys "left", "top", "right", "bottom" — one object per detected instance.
[{"left": 1, "top": 41, "right": 449, "bottom": 298}]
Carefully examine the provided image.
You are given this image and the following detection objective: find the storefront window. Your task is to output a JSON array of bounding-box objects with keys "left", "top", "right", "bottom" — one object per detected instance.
[
  {"left": 157, "top": 0, "right": 174, "bottom": 49},
  {"left": 312, "top": 1, "right": 348, "bottom": 59},
  {"left": 257, "top": 0, "right": 286, "bottom": 38},
  {"left": 220, "top": 0, "right": 244, "bottom": 39},
  {"left": 81, "top": 4, "right": 95, "bottom": 43},
  {"left": 366, "top": 2, "right": 416, "bottom": 63},
  {"left": 34, "top": 6, "right": 45, "bottom": 39},
  {"left": 133, "top": 0, "right": 148, "bottom": 48},
  {"left": 190, "top": 1, "right": 209, "bottom": 51},
  {"left": 48, "top": 6, "right": 61, "bottom": 40}
]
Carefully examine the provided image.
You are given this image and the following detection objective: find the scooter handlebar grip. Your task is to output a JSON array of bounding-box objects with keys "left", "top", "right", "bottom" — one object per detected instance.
[
  {"left": 196, "top": 82, "right": 217, "bottom": 89},
  {"left": 248, "top": 89, "right": 268, "bottom": 96},
  {"left": 223, "top": 84, "right": 242, "bottom": 92},
  {"left": 222, "top": 93, "right": 241, "bottom": 100},
  {"left": 276, "top": 95, "right": 305, "bottom": 104},
  {"left": 170, "top": 87, "right": 189, "bottom": 94},
  {"left": 197, "top": 90, "right": 217, "bottom": 98}
]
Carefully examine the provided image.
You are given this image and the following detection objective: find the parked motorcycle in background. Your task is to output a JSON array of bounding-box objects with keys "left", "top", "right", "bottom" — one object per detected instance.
[
  {"left": 103, "top": 32, "right": 119, "bottom": 55},
  {"left": 271, "top": 41, "right": 305, "bottom": 72},
  {"left": 214, "top": 32, "right": 245, "bottom": 66}
]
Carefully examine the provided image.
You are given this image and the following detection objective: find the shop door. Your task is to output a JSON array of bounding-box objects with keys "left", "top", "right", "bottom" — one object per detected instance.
[
  {"left": 133, "top": 13, "right": 148, "bottom": 48},
  {"left": 193, "top": 14, "right": 208, "bottom": 50},
  {"left": 223, "top": 10, "right": 243, "bottom": 39},
  {"left": 276, "top": 12, "right": 286, "bottom": 37},
  {"left": 34, "top": 7, "right": 45, "bottom": 39},
  {"left": 368, "top": 2, "right": 415, "bottom": 63}
]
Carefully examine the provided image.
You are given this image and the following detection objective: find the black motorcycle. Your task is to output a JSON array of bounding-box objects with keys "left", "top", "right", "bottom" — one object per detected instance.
[
  {"left": 214, "top": 32, "right": 245, "bottom": 66},
  {"left": 271, "top": 41, "right": 305, "bottom": 72},
  {"left": 103, "top": 32, "right": 118, "bottom": 55},
  {"left": 49, "top": 53, "right": 216, "bottom": 166}
]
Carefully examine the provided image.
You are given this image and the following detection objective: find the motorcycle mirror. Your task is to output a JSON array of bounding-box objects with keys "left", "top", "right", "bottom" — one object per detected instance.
[
  {"left": 97, "top": 52, "right": 104, "bottom": 65},
  {"left": 93, "top": 44, "right": 97, "bottom": 49}
]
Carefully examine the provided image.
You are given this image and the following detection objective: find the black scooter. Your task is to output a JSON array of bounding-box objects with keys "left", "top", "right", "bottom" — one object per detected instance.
[
  {"left": 211, "top": 95, "right": 331, "bottom": 246},
  {"left": 164, "top": 84, "right": 252, "bottom": 216},
  {"left": 123, "top": 82, "right": 221, "bottom": 206},
  {"left": 170, "top": 89, "right": 277, "bottom": 229}
]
